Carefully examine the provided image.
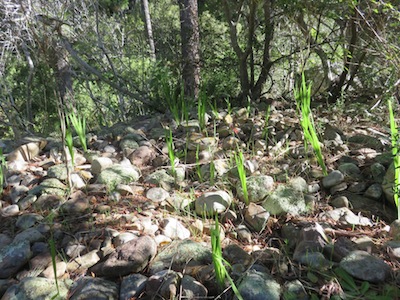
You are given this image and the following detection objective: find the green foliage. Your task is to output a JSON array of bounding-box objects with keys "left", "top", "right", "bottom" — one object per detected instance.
[
  {"left": 0, "top": 148, "right": 6, "bottom": 197},
  {"left": 68, "top": 113, "right": 87, "bottom": 153},
  {"left": 65, "top": 128, "right": 74, "bottom": 167},
  {"left": 388, "top": 98, "right": 400, "bottom": 219},
  {"left": 166, "top": 129, "right": 176, "bottom": 178},
  {"left": 295, "top": 73, "right": 327, "bottom": 176},
  {"left": 235, "top": 148, "right": 248, "bottom": 205}
]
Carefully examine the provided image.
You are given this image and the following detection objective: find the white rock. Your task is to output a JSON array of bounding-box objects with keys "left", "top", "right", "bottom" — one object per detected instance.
[
  {"left": 91, "top": 157, "right": 113, "bottom": 175},
  {"left": 162, "top": 217, "right": 190, "bottom": 240},
  {"left": 195, "top": 190, "right": 232, "bottom": 216}
]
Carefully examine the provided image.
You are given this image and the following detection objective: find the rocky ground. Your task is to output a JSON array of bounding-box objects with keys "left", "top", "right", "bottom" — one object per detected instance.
[{"left": 0, "top": 99, "right": 400, "bottom": 299}]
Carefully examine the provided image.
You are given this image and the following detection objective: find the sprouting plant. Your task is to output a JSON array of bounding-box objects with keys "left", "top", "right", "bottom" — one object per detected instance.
[
  {"left": 65, "top": 128, "right": 74, "bottom": 167},
  {"left": 195, "top": 145, "right": 203, "bottom": 182},
  {"left": 209, "top": 99, "right": 219, "bottom": 118},
  {"left": 209, "top": 159, "right": 216, "bottom": 186},
  {"left": 166, "top": 129, "right": 176, "bottom": 177},
  {"left": 235, "top": 147, "right": 248, "bottom": 205},
  {"left": 294, "top": 73, "right": 327, "bottom": 176},
  {"left": 211, "top": 215, "right": 243, "bottom": 300},
  {"left": 0, "top": 148, "right": 6, "bottom": 196},
  {"left": 198, "top": 90, "right": 207, "bottom": 131},
  {"left": 262, "top": 105, "right": 271, "bottom": 141},
  {"left": 68, "top": 113, "right": 87, "bottom": 153},
  {"left": 388, "top": 98, "right": 400, "bottom": 219}
]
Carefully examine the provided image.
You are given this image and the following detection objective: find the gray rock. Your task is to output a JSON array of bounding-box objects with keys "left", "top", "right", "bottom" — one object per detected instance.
[
  {"left": 363, "top": 183, "right": 383, "bottom": 200},
  {"left": 113, "top": 232, "right": 138, "bottom": 247},
  {"left": 235, "top": 269, "right": 281, "bottom": 300},
  {"left": 144, "top": 169, "right": 175, "bottom": 191},
  {"left": 348, "top": 181, "right": 367, "bottom": 193},
  {"left": 60, "top": 191, "right": 89, "bottom": 214},
  {"left": 1, "top": 204, "right": 19, "bottom": 217},
  {"left": 348, "top": 134, "right": 383, "bottom": 150},
  {"left": 322, "top": 170, "right": 344, "bottom": 189},
  {"left": 236, "top": 224, "right": 252, "bottom": 243},
  {"left": 70, "top": 173, "right": 86, "bottom": 189},
  {"left": 17, "top": 194, "right": 37, "bottom": 210},
  {"left": 47, "top": 164, "right": 68, "bottom": 181},
  {"left": 0, "top": 240, "right": 32, "bottom": 278},
  {"left": 13, "top": 228, "right": 44, "bottom": 244},
  {"left": 146, "top": 270, "right": 181, "bottom": 299},
  {"left": 69, "top": 276, "right": 119, "bottom": 300},
  {"left": 97, "top": 164, "right": 140, "bottom": 190},
  {"left": 321, "top": 207, "right": 373, "bottom": 227},
  {"left": 9, "top": 185, "right": 29, "bottom": 204},
  {"left": 2, "top": 277, "right": 71, "bottom": 300},
  {"left": 283, "top": 280, "right": 309, "bottom": 300},
  {"left": 195, "top": 190, "right": 232, "bottom": 216},
  {"left": 389, "top": 219, "right": 400, "bottom": 240},
  {"left": 245, "top": 203, "right": 270, "bottom": 232},
  {"left": 66, "top": 250, "right": 101, "bottom": 273},
  {"left": 237, "top": 175, "right": 274, "bottom": 203},
  {"left": 146, "top": 187, "right": 169, "bottom": 202},
  {"left": 0, "top": 234, "right": 12, "bottom": 250},
  {"left": 262, "top": 185, "right": 307, "bottom": 215},
  {"left": 120, "top": 274, "right": 148, "bottom": 300},
  {"left": 91, "top": 157, "right": 113, "bottom": 175},
  {"left": 181, "top": 274, "right": 208, "bottom": 298},
  {"left": 330, "top": 196, "right": 349, "bottom": 208},
  {"left": 15, "top": 213, "right": 44, "bottom": 230},
  {"left": 149, "top": 239, "right": 212, "bottom": 274},
  {"left": 330, "top": 182, "right": 348, "bottom": 194},
  {"left": 370, "top": 162, "right": 386, "bottom": 183},
  {"left": 338, "top": 163, "right": 362, "bottom": 180},
  {"left": 340, "top": 250, "right": 391, "bottom": 283},
  {"left": 65, "top": 241, "right": 86, "bottom": 259},
  {"left": 41, "top": 261, "right": 67, "bottom": 279},
  {"left": 90, "top": 235, "right": 157, "bottom": 277},
  {"left": 223, "top": 244, "right": 253, "bottom": 267},
  {"left": 162, "top": 217, "right": 191, "bottom": 240},
  {"left": 128, "top": 145, "right": 156, "bottom": 167},
  {"left": 29, "top": 178, "right": 67, "bottom": 197}
]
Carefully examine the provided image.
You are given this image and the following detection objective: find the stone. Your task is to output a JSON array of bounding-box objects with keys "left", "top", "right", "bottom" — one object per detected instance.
[
  {"left": 91, "top": 157, "right": 113, "bottom": 175},
  {"left": 262, "top": 185, "right": 307, "bottom": 215},
  {"left": 60, "top": 191, "right": 90, "bottom": 214},
  {"left": 322, "top": 170, "right": 344, "bottom": 189},
  {"left": 34, "top": 194, "right": 64, "bottom": 210},
  {"left": 15, "top": 214, "right": 44, "bottom": 230},
  {"left": 14, "top": 228, "right": 44, "bottom": 244},
  {"left": 47, "top": 164, "right": 68, "bottom": 181},
  {"left": 128, "top": 145, "right": 156, "bottom": 166},
  {"left": 162, "top": 217, "right": 191, "bottom": 240},
  {"left": 0, "top": 240, "right": 32, "bottom": 278},
  {"left": 90, "top": 235, "right": 157, "bottom": 277},
  {"left": 363, "top": 183, "right": 383, "bottom": 200},
  {"left": 235, "top": 269, "right": 281, "bottom": 300},
  {"left": 149, "top": 239, "right": 212, "bottom": 274},
  {"left": 71, "top": 173, "right": 86, "bottom": 189},
  {"left": 69, "top": 276, "right": 119, "bottom": 300},
  {"left": 181, "top": 275, "right": 208, "bottom": 298},
  {"left": 244, "top": 203, "right": 270, "bottom": 232},
  {"left": 195, "top": 190, "right": 232, "bottom": 216},
  {"left": 41, "top": 261, "right": 67, "bottom": 279},
  {"left": 9, "top": 185, "right": 29, "bottom": 204},
  {"left": 113, "top": 232, "right": 138, "bottom": 247},
  {"left": 321, "top": 207, "right": 373, "bottom": 227},
  {"left": 67, "top": 250, "right": 101, "bottom": 273},
  {"left": 0, "top": 234, "right": 12, "bottom": 250},
  {"left": 146, "top": 270, "right": 181, "bottom": 299},
  {"left": 389, "top": 219, "right": 400, "bottom": 240},
  {"left": 1, "top": 204, "right": 20, "bottom": 217},
  {"left": 146, "top": 187, "right": 170, "bottom": 202},
  {"left": 330, "top": 196, "right": 349, "bottom": 208},
  {"left": 223, "top": 244, "right": 253, "bottom": 267},
  {"left": 370, "top": 162, "right": 386, "bottom": 183},
  {"left": 340, "top": 250, "right": 391, "bottom": 283},
  {"left": 144, "top": 169, "right": 175, "bottom": 191},
  {"left": 283, "top": 280, "right": 308, "bottom": 300},
  {"left": 237, "top": 175, "right": 274, "bottom": 203},
  {"left": 2, "top": 277, "right": 71, "bottom": 300},
  {"left": 97, "top": 164, "right": 140, "bottom": 189},
  {"left": 338, "top": 163, "right": 362, "bottom": 180},
  {"left": 18, "top": 194, "right": 38, "bottom": 210},
  {"left": 237, "top": 224, "right": 252, "bottom": 243},
  {"left": 29, "top": 178, "right": 67, "bottom": 197},
  {"left": 120, "top": 274, "right": 148, "bottom": 300},
  {"left": 6, "top": 141, "right": 45, "bottom": 162},
  {"left": 348, "top": 134, "right": 383, "bottom": 150}
]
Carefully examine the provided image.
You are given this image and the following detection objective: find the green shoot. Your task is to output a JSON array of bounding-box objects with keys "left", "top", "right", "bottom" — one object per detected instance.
[
  {"left": 388, "top": 98, "right": 400, "bottom": 219},
  {"left": 294, "top": 73, "right": 327, "bottom": 176},
  {"left": 235, "top": 147, "right": 248, "bottom": 205},
  {"left": 210, "top": 159, "right": 215, "bottom": 186},
  {"left": 68, "top": 113, "right": 87, "bottom": 153},
  {"left": 211, "top": 215, "right": 243, "bottom": 300},
  {"left": 0, "top": 148, "right": 6, "bottom": 196},
  {"left": 166, "top": 129, "right": 176, "bottom": 177},
  {"left": 262, "top": 105, "right": 271, "bottom": 141},
  {"left": 65, "top": 128, "right": 74, "bottom": 167},
  {"left": 195, "top": 145, "right": 203, "bottom": 182},
  {"left": 198, "top": 90, "right": 207, "bottom": 131}
]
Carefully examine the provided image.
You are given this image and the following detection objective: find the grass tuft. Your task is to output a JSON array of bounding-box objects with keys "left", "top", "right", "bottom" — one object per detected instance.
[{"left": 388, "top": 98, "right": 400, "bottom": 219}]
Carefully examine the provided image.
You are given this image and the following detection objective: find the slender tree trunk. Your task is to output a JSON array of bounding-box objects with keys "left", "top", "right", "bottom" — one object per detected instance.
[
  {"left": 142, "top": 0, "right": 156, "bottom": 61},
  {"left": 178, "top": 0, "right": 200, "bottom": 101}
]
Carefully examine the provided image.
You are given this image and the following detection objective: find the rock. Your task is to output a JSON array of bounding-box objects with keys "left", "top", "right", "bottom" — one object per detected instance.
[
  {"left": 9, "top": 185, "right": 29, "bottom": 204},
  {"left": 41, "top": 261, "right": 67, "bottom": 279},
  {"left": 71, "top": 173, "right": 86, "bottom": 189},
  {"left": 338, "top": 163, "right": 362, "bottom": 180},
  {"left": 340, "top": 250, "right": 391, "bottom": 283},
  {"left": 149, "top": 239, "right": 212, "bottom": 274},
  {"left": 322, "top": 170, "right": 344, "bottom": 189},
  {"left": 223, "top": 244, "right": 253, "bottom": 267},
  {"left": 1, "top": 204, "right": 20, "bottom": 217},
  {"left": 18, "top": 194, "right": 38, "bottom": 210},
  {"left": 90, "top": 235, "right": 157, "bottom": 277},
  {"left": 262, "top": 185, "right": 307, "bottom": 215},
  {"left": 15, "top": 214, "right": 44, "bottom": 230},
  {"left": 144, "top": 169, "right": 175, "bottom": 191},
  {"left": 382, "top": 162, "right": 396, "bottom": 205},
  {"left": 97, "top": 164, "right": 140, "bottom": 190},
  {"left": 128, "top": 145, "right": 156, "bottom": 166},
  {"left": 91, "top": 157, "right": 113, "bottom": 175},
  {"left": 348, "top": 134, "right": 383, "bottom": 150},
  {"left": 181, "top": 274, "right": 208, "bottom": 298},
  {"left": 2, "top": 277, "right": 71, "bottom": 300},
  {"left": 113, "top": 232, "right": 138, "bottom": 247},
  {"left": 370, "top": 162, "right": 386, "bottom": 183},
  {"left": 60, "top": 191, "right": 89, "bottom": 214},
  {"left": 69, "top": 276, "right": 119, "bottom": 300},
  {"left": 222, "top": 136, "right": 240, "bottom": 150},
  {"left": 146, "top": 187, "right": 169, "bottom": 202},
  {"left": 13, "top": 228, "right": 44, "bottom": 244},
  {"left": 47, "top": 164, "right": 68, "bottom": 181},
  {"left": 330, "top": 196, "right": 349, "bottom": 208},
  {"left": 244, "top": 203, "right": 270, "bottom": 232},
  {"left": 389, "top": 219, "right": 400, "bottom": 240},
  {"left": 321, "top": 207, "right": 373, "bottom": 227},
  {"left": 146, "top": 270, "right": 181, "bottom": 299},
  {"left": 162, "top": 217, "right": 191, "bottom": 240},
  {"left": 0, "top": 234, "right": 12, "bottom": 249},
  {"left": 34, "top": 194, "right": 64, "bottom": 210},
  {"left": 363, "top": 183, "right": 383, "bottom": 200},
  {"left": 120, "top": 136, "right": 140, "bottom": 157},
  {"left": 283, "top": 280, "right": 308, "bottom": 300},
  {"left": 236, "top": 175, "right": 274, "bottom": 203},
  {"left": 195, "top": 190, "right": 232, "bottom": 216},
  {"left": 29, "top": 178, "right": 67, "bottom": 197},
  {"left": 235, "top": 269, "right": 281, "bottom": 300},
  {"left": 6, "top": 141, "right": 46, "bottom": 162},
  {"left": 0, "top": 240, "right": 32, "bottom": 278},
  {"left": 120, "top": 274, "right": 148, "bottom": 300},
  {"left": 236, "top": 224, "right": 252, "bottom": 243},
  {"left": 330, "top": 182, "right": 348, "bottom": 194},
  {"left": 66, "top": 250, "right": 101, "bottom": 273}
]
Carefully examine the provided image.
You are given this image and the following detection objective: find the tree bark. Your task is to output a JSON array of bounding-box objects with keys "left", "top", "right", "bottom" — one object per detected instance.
[
  {"left": 142, "top": 0, "right": 156, "bottom": 61},
  {"left": 178, "top": 0, "right": 200, "bottom": 101}
]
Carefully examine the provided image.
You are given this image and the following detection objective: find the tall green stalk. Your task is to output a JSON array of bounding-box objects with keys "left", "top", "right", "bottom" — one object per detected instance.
[
  {"left": 166, "top": 129, "right": 176, "bottom": 177},
  {"left": 68, "top": 113, "right": 87, "bottom": 153},
  {"left": 211, "top": 215, "right": 243, "bottom": 300},
  {"left": 0, "top": 148, "right": 5, "bottom": 196},
  {"left": 235, "top": 148, "right": 248, "bottom": 204},
  {"left": 388, "top": 98, "right": 400, "bottom": 219},
  {"left": 295, "top": 73, "right": 327, "bottom": 175}
]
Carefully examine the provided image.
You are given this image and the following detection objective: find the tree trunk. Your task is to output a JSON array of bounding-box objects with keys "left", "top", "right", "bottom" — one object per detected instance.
[
  {"left": 142, "top": 0, "right": 156, "bottom": 61},
  {"left": 178, "top": 0, "right": 200, "bottom": 101}
]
